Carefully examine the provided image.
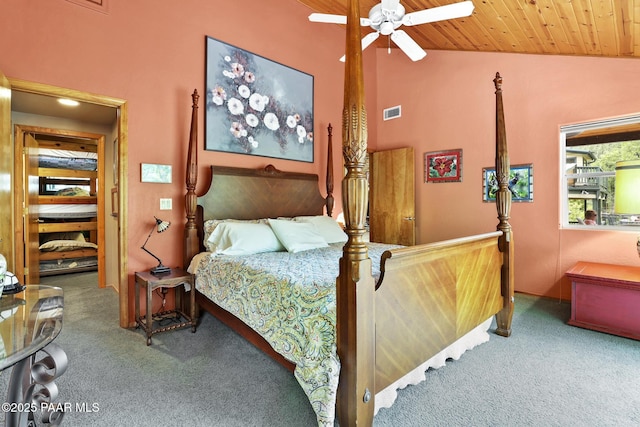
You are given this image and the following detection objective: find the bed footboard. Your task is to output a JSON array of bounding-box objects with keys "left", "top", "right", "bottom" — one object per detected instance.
[{"left": 374, "top": 231, "right": 504, "bottom": 392}]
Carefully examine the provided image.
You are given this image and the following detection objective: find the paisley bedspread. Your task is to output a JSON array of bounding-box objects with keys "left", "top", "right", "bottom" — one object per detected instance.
[{"left": 191, "top": 242, "right": 395, "bottom": 426}]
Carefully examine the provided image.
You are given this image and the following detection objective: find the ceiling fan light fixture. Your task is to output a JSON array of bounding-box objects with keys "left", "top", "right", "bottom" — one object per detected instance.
[{"left": 380, "top": 21, "right": 394, "bottom": 35}]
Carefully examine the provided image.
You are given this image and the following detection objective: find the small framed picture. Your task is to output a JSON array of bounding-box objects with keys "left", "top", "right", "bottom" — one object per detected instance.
[
  {"left": 140, "top": 163, "right": 172, "bottom": 184},
  {"left": 424, "top": 149, "right": 462, "bottom": 183},
  {"left": 113, "top": 137, "right": 118, "bottom": 186},
  {"left": 483, "top": 163, "right": 533, "bottom": 202}
]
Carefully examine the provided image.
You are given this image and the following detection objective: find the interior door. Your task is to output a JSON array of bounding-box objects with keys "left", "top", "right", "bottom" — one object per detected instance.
[
  {"left": 24, "top": 133, "right": 41, "bottom": 284},
  {"left": 0, "top": 70, "right": 12, "bottom": 269},
  {"left": 369, "top": 147, "right": 415, "bottom": 245}
]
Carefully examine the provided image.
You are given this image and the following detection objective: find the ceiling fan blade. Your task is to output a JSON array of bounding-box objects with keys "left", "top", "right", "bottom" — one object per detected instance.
[
  {"left": 309, "top": 13, "right": 347, "bottom": 24},
  {"left": 309, "top": 13, "right": 371, "bottom": 26},
  {"left": 402, "top": 0, "right": 474, "bottom": 26},
  {"left": 361, "top": 31, "right": 381, "bottom": 49},
  {"left": 390, "top": 30, "right": 427, "bottom": 61},
  {"left": 339, "top": 32, "right": 380, "bottom": 62}
]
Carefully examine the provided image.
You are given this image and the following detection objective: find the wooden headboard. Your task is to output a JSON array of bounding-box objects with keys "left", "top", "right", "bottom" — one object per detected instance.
[
  {"left": 185, "top": 165, "right": 331, "bottom": 265},
  {"left": 188, "top": 164, "right": 329, "bottom": 255},
  {"left": 197, "top": 165, "right": 328, "bottom": 222}
]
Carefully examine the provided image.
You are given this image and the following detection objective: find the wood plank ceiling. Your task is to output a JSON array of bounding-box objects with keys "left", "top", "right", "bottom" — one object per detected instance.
[{"left": 297, "top": 0, "right": 640, "bottom": 59}]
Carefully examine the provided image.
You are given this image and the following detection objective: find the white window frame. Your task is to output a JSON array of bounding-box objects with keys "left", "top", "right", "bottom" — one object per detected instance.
[{"left": 560, "top": 114, "right": 640, "bottom": 230}]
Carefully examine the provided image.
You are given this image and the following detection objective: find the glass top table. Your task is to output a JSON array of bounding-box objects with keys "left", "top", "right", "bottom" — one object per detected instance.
[
  {"left": 0, "top": 285, "right": 64, "bottom": 371},
  {"left": 0, "top": 285, "right": 66, "bottom": 426}
]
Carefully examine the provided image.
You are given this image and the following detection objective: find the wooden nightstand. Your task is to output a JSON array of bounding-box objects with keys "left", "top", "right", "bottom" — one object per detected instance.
[{"left": 134, "top": 268, "right": 197, "bottom": 345}]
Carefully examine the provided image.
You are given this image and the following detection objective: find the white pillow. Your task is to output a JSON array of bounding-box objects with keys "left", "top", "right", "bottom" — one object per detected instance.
[
  {"left": 203, "top": 219, "right": 265, "bottom": 252},
  {"left": 39, "top": 240, "right": 98, "bottom": 252},
  {"left": 208, "top": 222, "right": 284, "bottom": 255},
  {"left": 293, "top": 215, "right": 348, "bottom": 244},
  {"left": 268, "top": 219, "right": 329, "bottom": 253},
  {"left": 41, "top": 231, "right": 86, "bottom": 243}
]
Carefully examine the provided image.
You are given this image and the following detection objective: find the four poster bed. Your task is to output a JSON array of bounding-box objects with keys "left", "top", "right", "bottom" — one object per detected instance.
[{"left": 183, "top": 1, "right": 513, "bottom": 425}]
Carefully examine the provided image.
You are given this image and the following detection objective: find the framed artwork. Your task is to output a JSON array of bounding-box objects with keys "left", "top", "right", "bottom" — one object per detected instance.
[
  {"left": 205, "top": 36, "right": 314, "bottom": 162},
  {"left": 113, "top": 137, "right": 118, "bottom": 186},
  {"left": 483, "top": 163, "right": 533, "bottom": 202},
  {"left": 424, "top": 149, "right": 463, "bottom": 182},
  {"left": 140, "top": 163, "right": 172, "bottom": 184},
  {"left": 111, "top": 187, "right": 118, "bottom": 218}
]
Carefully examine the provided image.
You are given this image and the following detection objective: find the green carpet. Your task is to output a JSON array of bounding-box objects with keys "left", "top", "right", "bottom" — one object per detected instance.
[{"left": 1, "top": 272, "right": 639, "bottom": 426}]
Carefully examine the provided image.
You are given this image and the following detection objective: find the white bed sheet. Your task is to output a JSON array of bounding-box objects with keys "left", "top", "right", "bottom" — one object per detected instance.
[
  {"left": 37, "top": 204, "right": 97, "bottom": 219},
  {"left": 37, "top": 148, "right": 97, "bottom": 159}
]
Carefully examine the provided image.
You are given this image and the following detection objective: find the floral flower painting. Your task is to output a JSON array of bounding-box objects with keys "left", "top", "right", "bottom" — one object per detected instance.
[
  {"left": 424, "top": 149, "right": 463, "bottom": 182},
  {"left": 205, "top": 37, "right": 314, "bottom": 162}
]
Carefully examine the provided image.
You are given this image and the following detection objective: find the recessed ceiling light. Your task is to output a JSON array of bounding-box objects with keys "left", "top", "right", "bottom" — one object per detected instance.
[{"left": 58, "top": 98, "right": 80, "bottom": 107}]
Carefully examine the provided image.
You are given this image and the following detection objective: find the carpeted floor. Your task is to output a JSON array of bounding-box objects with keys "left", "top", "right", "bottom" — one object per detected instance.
[{"left": 1, "top": 272, "right": 639, "bottom": 426}]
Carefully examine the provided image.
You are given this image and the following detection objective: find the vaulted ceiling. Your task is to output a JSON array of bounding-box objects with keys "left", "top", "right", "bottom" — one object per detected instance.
[{"left": 297, "top": 0, "right": 640, "bottom": 59}]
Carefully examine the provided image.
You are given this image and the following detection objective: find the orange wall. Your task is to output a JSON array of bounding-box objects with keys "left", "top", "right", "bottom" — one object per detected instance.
[
  {"left": 2, "top": 0, "right": 638, "bottom": 304},
  {"left": 373, "top": 49, "right": 640, "bottom": 299},
  {"left": 0, "top": 1, "right": 354, "bottom": 280}
]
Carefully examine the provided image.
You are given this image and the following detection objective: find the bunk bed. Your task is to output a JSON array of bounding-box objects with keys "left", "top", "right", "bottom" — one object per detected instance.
[
  {"left": 36, "top": 147, "right": 99, "bottom": 276},
  {"left": 183, "top": 1, "right": 514, "bottom": 425}
]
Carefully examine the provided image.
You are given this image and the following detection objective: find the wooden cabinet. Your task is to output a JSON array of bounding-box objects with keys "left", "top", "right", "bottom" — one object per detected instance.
[
  {"left": 369, "top": 147, "right": 415, "bottom": 245},
  {"left": 566, "top": 261, "right": 640, "bottom": 340}
]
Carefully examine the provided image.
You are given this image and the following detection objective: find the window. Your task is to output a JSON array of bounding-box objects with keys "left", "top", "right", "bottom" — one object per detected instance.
[
  {"left": 42, "top": 177, "right": 91, "bottom": 195},
  {"left": 561, "top": 115, "right": 640, "bottom": 228}
]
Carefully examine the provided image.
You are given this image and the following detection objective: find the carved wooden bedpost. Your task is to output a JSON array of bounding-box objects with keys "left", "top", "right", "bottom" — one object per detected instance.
[
  {"left": 184, "top": 90, "right": 200, "bottom": 269},
  {"left": 326, "top": 123, "right": 334, "bottom": 217},
  {"left": 336, "top": 0, "right": 376, "bottom": 424},
  {"left": 493, "top": 73, "right": 514, "bottom": 337}
]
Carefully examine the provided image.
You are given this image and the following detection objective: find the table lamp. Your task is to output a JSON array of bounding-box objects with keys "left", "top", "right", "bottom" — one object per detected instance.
[
  {"left": 614, "top": 159, "right": 640, "bottom": 257},
  {"left": 141, "top": 216, "right": 172, "bottom": 275}
]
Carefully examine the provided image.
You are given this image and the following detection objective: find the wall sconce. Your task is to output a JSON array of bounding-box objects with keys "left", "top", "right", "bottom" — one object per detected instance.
[
  {"left": 614, "top": 159, "right": 640, "bottom": 258},
  {"left": 141, "top": 216, "right": 172, "bottom": 275}
]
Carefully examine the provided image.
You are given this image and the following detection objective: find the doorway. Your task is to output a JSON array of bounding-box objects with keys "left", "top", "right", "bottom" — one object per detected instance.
[
  {"left": 14, "top": 125, "right": 105, "bottom": 287},
  {"left": 7, "top": 78, "right": 130, "bottom": 328}
]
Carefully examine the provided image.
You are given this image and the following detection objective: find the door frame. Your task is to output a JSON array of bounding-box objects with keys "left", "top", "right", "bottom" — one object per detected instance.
[
  {"left": 15, "top": 125, "right": 105, "bottom": 287},
  {"left": 9, "top": 78, "right": 130, "bottom": 328}
]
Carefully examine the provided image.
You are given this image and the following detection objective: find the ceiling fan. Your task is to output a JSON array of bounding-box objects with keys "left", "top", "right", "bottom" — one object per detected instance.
[{"left": 309, "top": 0, "right": 475, "bottom": 62}]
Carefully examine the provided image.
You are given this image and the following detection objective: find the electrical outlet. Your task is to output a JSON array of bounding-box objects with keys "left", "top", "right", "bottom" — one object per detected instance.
[{"left": 159, "top": 198, "right": 172, "bottom": 210}]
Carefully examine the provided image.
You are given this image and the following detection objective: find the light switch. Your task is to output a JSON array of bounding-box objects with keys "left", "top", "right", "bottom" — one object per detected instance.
[{"left": 160, "top": 198, "right": 172, "bottom": 210}]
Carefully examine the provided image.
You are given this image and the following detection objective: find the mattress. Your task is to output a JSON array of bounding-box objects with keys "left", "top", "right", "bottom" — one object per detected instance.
[
  {"left": 37, "top": 204, "right": 97, "bottom": 219},
  {"left": 37, "top": 148, "right": 97, "bottom": 171},
  {"left": 40, "top": 256, "right": 98, "bottom": 276}
]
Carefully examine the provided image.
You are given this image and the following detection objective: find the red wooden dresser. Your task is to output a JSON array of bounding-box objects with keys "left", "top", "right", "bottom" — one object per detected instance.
[{"left": 566, "top": 261, "right": 640, "bottom": 340}]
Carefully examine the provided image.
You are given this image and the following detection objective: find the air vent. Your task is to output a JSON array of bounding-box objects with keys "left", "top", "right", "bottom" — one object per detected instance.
[{"left": 383, "top": 105, "right": 401, "bottom": 121}]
